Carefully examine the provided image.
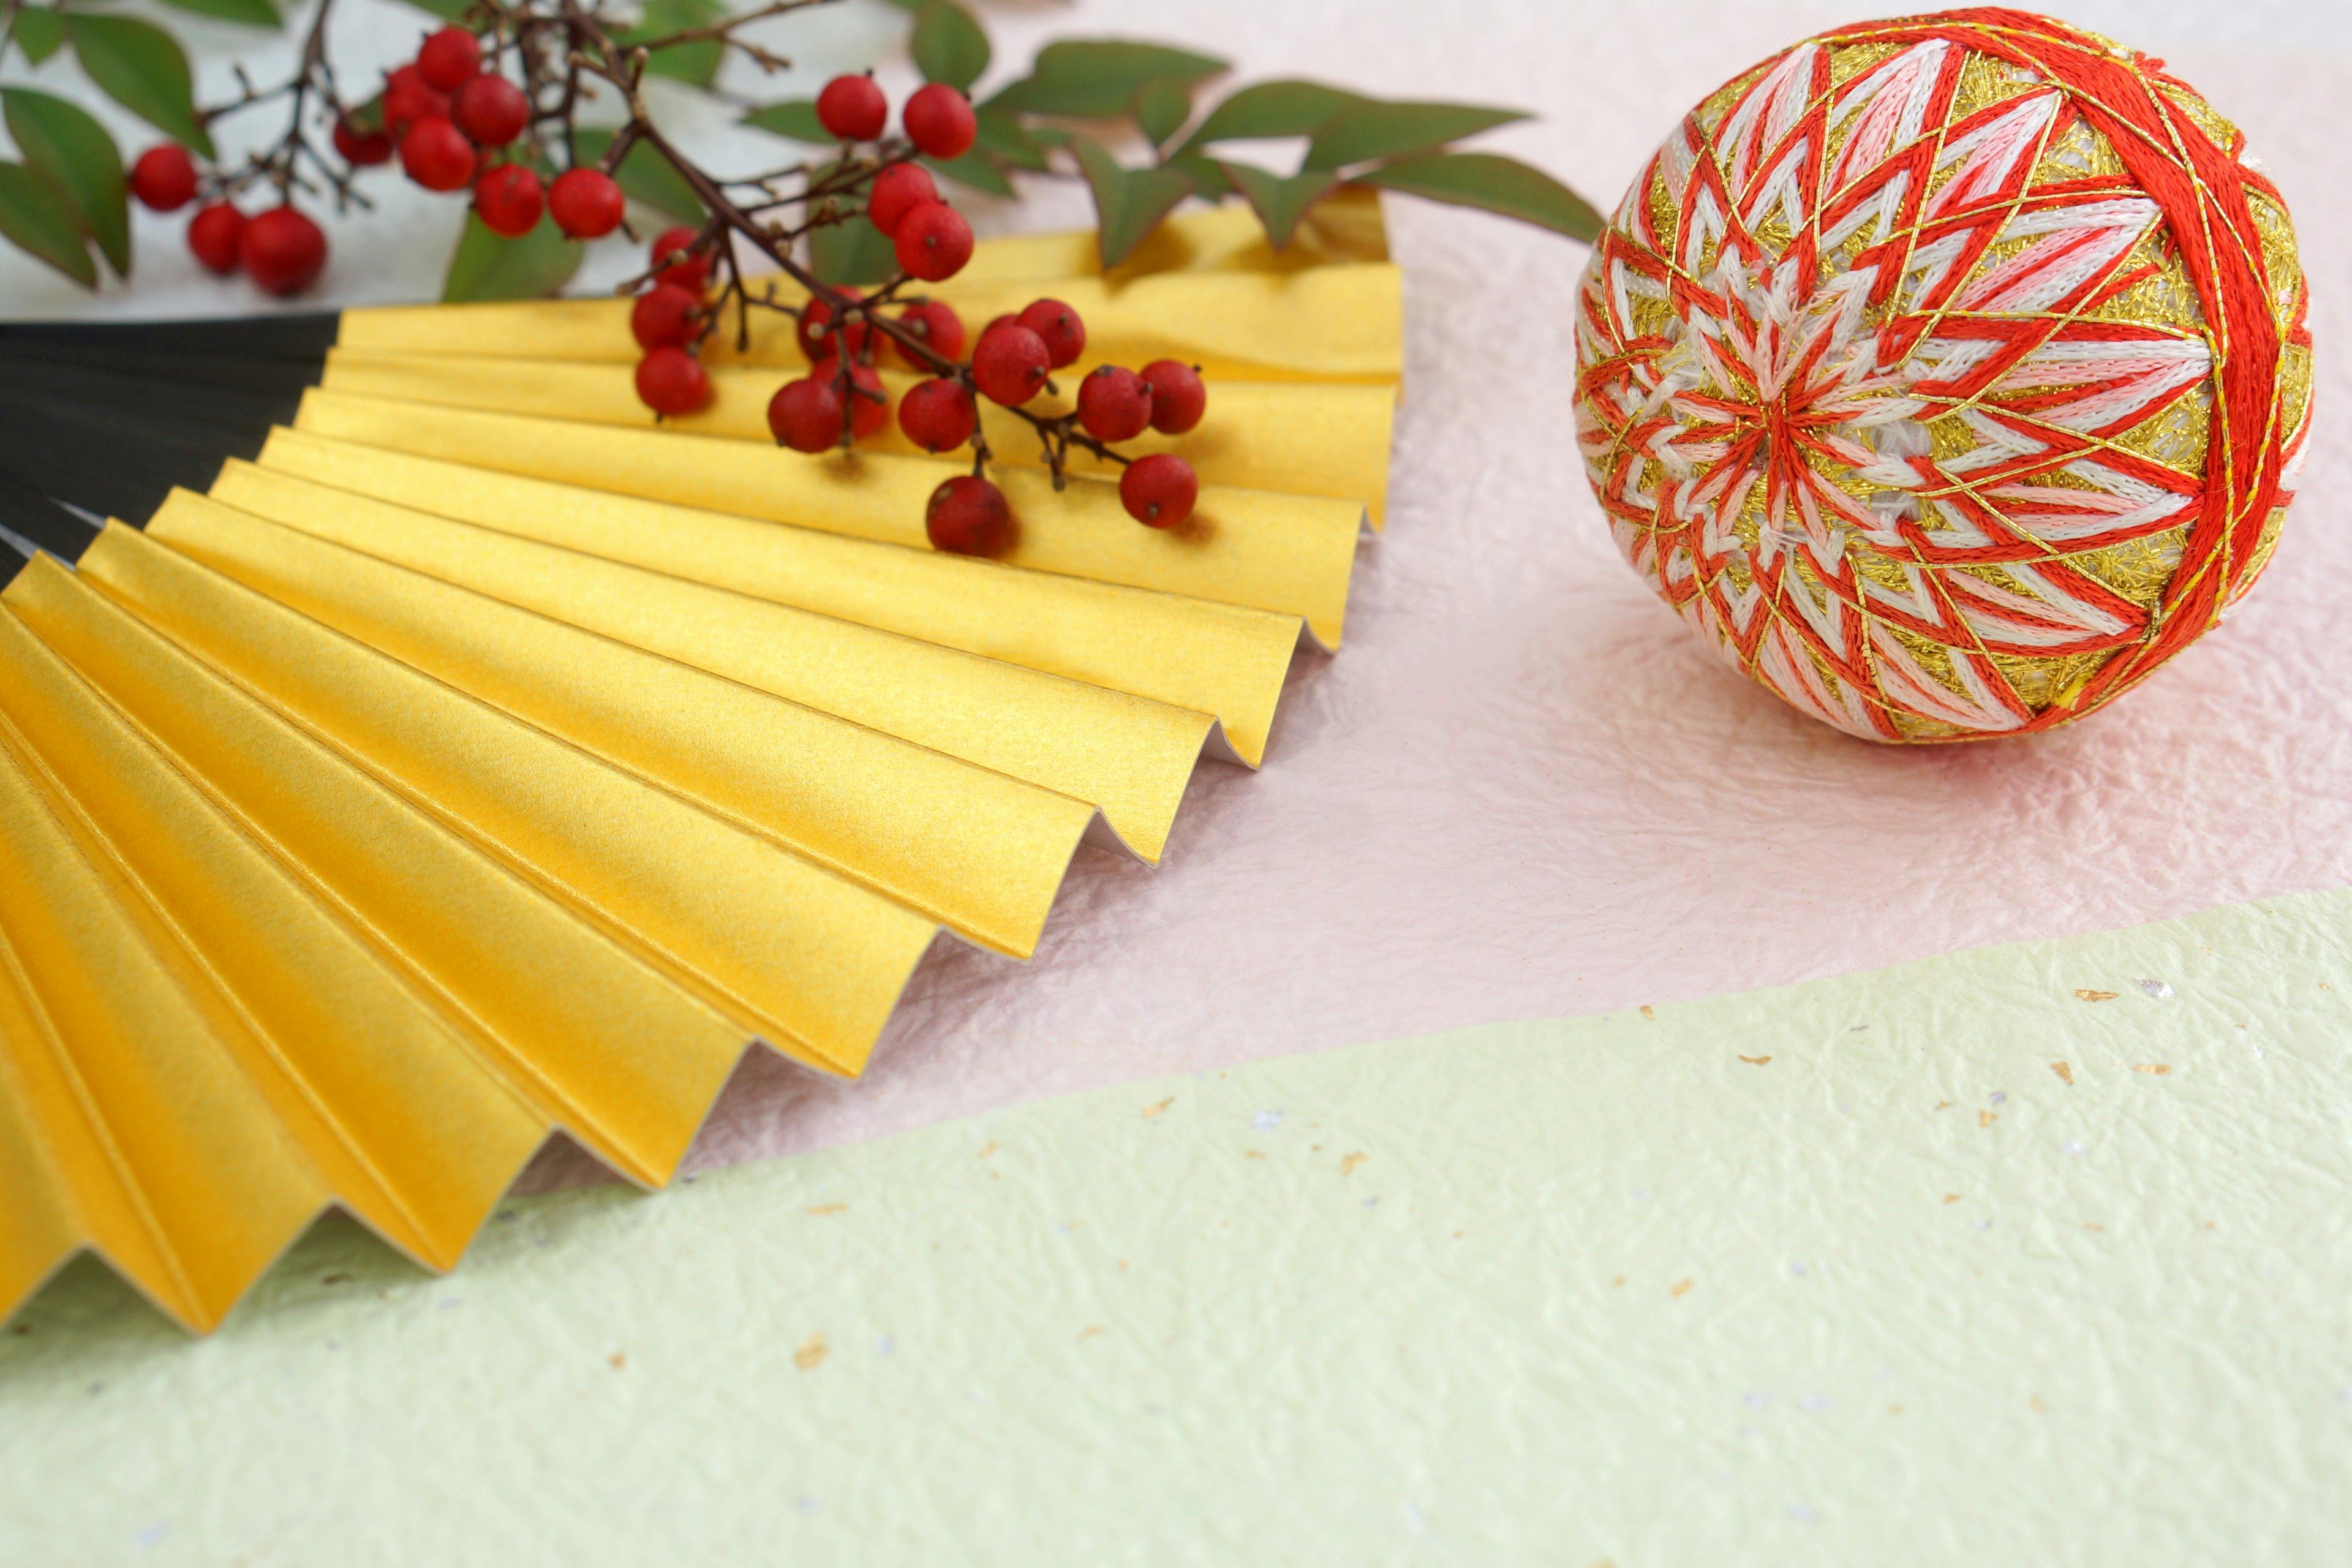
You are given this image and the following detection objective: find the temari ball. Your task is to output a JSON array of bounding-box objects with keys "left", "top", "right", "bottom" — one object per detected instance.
[{"left": 1573, "top": 7, "right": 2313, "bottom": 741}]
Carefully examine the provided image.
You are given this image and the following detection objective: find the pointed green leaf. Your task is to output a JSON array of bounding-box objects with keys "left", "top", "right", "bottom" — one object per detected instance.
[
  {"left": 1303, "top": 100, "right": 1526, "bottom": 170},
  {"left": 1159, "top": 151, "right": 1229, "bottom": 201},
  {"left": 623, "top": 0, "right": 726, "bottom": 87},
  {"left": 13, "top": 7, "right": 67, "bottom": 64},
  {"left": 1186, "top": 80, "right": 1366, "bottom": 145},
  {"left": 573, "top": 129, "right": 707, "bottom": 223},
  {"left": 395, "top": 0, "right": 472, "bottom": 19},
  {"left": 442, "top": 210, "right": 584, "bottom": 303},
  {"left": 62, "top": 15, "right": 213, "bottom": 159},
  {"left": 155, "top": 0, "right": 281, "bottom": 28},
  {"left": 1217, "top": 160, "right": 1337, "bottom": 251},
  {"left": 0, "top": 162, "right": 96, "bottom": 286},
  {"left": 924, "top": 151, "right": 1014, "bottom": 197},
  {"left": 974, "top": 106, "right": 1053, "bottom": 171},
  {"left": 739, "top": 99, "right": 831, "bottom": 145},
  {"left": 809, "top": 216, "right": 899, "bottom": 287},
  {"left": 345, "top": 91, "right": 387, "bottom": 137},
  {"left": 1351, "top": 152, "right": 1603, "bottom": 241},
  {"left": 911, "top": 2, "right": 988, "bottom": 91},
  {"left": 2, "top": 88, "right": 129, "bottom": 278},
  {"left": 1132, "top": 78, "right": 1190, "bottom": 149},
  {"left": 1071, "top": 137, "right": 1192, "bottom": 269},
  {"left": 989, "top": 40, "right": 1226, "bottom": 119}
]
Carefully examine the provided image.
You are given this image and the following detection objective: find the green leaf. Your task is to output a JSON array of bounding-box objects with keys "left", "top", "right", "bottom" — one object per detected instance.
[
  {"left": 1132, "top": 78, "right": 1190, "bottom": 149},
  {"left": 2, "top": 88, "right": 129, "bottom": 278},
  {"left": 63, "top": 15, "right": 213, "bottom": 159},
  {"left": 345, "top": 91, "right": 386, "bottom": 137},
  {"left": 13, "top": 7, "right": 67, "bottom": 64},
  {"left": 394, "top": 0, "right": 473, "bottom": 19},
  {"left": 989, "top": 40, "right": 1226, "bottom": 119},
  {"left": 154, "top": 0, "right": 281, "bottom": 28},
  {"left": 1071, "top": 137, "right": 1192, "bottom": 270},
  {"left": 809, "top": 217, "right": 899, "bottom": 287},
  {"left": 621, "top": 0, "right": 725, "bottom": 88},
  {"left": 1351, "top": 151, "right": 1603, "bottom": 241},
  {"left": 1186, "top": 80, "right": 1367, "bottom": 146},
  {"left": 973, "top": 106, "right": 1052, "bottom": 171},
  {"left": 0, "top": 162, "right": 96, "bottom": 286},
  {"left": 1217, "top": 160, "right": 1337, "bottom": 251},
  {"left": 573, "top": 128, "right": 707, "bottom": 223},
  {"left": 1160, "top": 150, "right": 1229, "bottom": 201},
  {"left": 923, "top": 151, "right": 1014, "bottom": 197},
  {"left": 442, "top": 210, "right": 584, "bottom": 303},
  {"left": 739, "top": 98, "right": 831, "bottom": 145},
  {"left": 910, "top": 2, "right": 988, "bottom": 91},
  {"left": 1303, "top": 101, "right": 1526, "bottom": 170}
]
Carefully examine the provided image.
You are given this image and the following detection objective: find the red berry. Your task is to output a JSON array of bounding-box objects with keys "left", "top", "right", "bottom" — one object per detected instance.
[
  {"left": 812, "top": 356, "right": 888, "bottom": 440},
  {"left": 1139, "top": 360, "right": 1207, "bottom": 434},
  {"left": 1017, "top": 298, "right": 1085, "bottom": 369},
  {"left": 548, "top": 167, "right": 624, "bottom": 238},
  {"left": 894, "top": 200, "right": 972, "bottom": 283},
  {"left": 767, "top": 376, "right": 843, "bottom": 453},
  {"left": 187, "top": 204, "right": 245, "bottom": 274},
  {"left": 631, "top": 283, "right": 704, "bottom": 350},
  {"left": 926, "top": 475, "right": 1012, "bottom": 557},
  {"left": 891, "top": 300, "right": 965, "bottom": 365},
  {"left": 452, "top": 74, "right": 529, "bottom": 147},
  {"left": 333, "top": 118, "right": 394, "bottom": 166},
  {"left": 816, "top": 73, "right": 888, "bottom": 141},
  {"left": 650, "top": 225, "right": 709, "bottom": 292},
  {"left": 635, "top": 347, "right": 710, "bottom": 417},
  {"left": 240, "top": 208, "right": 327, "bottom": 297},
  {"left": 897, "top": 377, "right": 976, "bottom": 453},
  {"left": 867, "top": 162, "right": 938, "bottom": 238},
  {"left": 1120, "top": 454, "right": 1198, "bottom": 528},
  {"left": 130, "top": 145, "right": 198, "bottom": 213},
  {"left": 399, "top": 117, "right": 476, "bottom": 191},
  {"left": 1076, "top": 366, "right": 1153, "bottom": 443},
  {"left": 902, "top": 84, "right": 976, "bottom": 160},
  {"left": 971, "top": 319, "right": 1050, "bottom": 407},
  {"left": 417, "top": 27, "right": 481, "bottom": 92},
  {"left": 383, "top": 66, "right": 450, "bottom": 140},
  {"left": 473, "top": 164, "right": 543, "bottom": 238},
  {"left": 796, "top": 288, "right": 868, "bottom": 363}
]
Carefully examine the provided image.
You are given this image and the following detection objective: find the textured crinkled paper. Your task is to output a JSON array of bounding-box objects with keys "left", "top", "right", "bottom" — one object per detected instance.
[{"left": 4, "top": 886, "right": 2346, "bottom": 1565}]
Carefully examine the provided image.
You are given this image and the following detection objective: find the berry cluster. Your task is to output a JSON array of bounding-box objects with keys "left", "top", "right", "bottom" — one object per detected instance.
[
  {"left": 131, "top": 141, "right": 326, "bottom": 297},
  {"left": 626, "top": 72, "right": 1205, "bottom": 556},
  {"left": 378, "top": 27, "right": 629, "bottom": 243},
  {"left": 132, "top": 18, "right": 1205, "bottom": 561},
  {"left": 128, "top": 22, "right": 633, "bottom": 297}
]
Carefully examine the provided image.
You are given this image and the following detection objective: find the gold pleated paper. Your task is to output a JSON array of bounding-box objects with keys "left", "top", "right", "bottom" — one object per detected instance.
[{"left": 0, "top": 198, "right": 1397, "bottom": 1332}]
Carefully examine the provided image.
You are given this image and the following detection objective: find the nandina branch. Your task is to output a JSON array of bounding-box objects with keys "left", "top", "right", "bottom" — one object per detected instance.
[
  {"left": 182, "top": 0, "right": 1203, "bottom": 545},
  {"left": 196, "top": 0, "right": 372, "bottom": 213}
]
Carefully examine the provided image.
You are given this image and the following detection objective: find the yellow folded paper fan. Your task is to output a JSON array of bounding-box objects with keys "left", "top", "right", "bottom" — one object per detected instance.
[
  {"left": 0, "top": 200, "right": 1399, "bottom": 1332},
  {"left": 1574, "top": 9, "right": 2312, "bottom": 741}
]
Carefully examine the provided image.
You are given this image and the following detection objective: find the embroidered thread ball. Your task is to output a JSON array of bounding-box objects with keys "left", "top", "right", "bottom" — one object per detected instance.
[{"left": 1574, "top": 9, "right": 2313, "bottom": 741}]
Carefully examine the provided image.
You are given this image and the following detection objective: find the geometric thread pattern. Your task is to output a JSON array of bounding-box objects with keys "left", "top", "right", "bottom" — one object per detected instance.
[{"left": 1576, "top": 7, "right": 2313, "bottom": 739}]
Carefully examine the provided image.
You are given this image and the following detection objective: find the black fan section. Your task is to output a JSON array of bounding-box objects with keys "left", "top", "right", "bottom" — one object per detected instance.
[{"left": 1, "top": 314, "right": 339, "bottom": 584}]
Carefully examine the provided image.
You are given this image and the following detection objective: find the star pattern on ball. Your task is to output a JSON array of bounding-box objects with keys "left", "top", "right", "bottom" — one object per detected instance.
[{"left": 1575, "top": 10, "right": 2312, "bottom": 741}]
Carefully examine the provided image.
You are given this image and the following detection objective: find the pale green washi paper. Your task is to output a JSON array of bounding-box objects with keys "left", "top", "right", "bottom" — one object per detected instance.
[{"left": 3, "top": 887, "right": 2347, "bottom": 1566}]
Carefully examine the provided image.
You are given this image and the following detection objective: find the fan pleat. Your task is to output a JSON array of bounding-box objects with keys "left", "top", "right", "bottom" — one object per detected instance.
[{"left": 0, "top": 203, "right": 1395, "bottom": 1332}]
